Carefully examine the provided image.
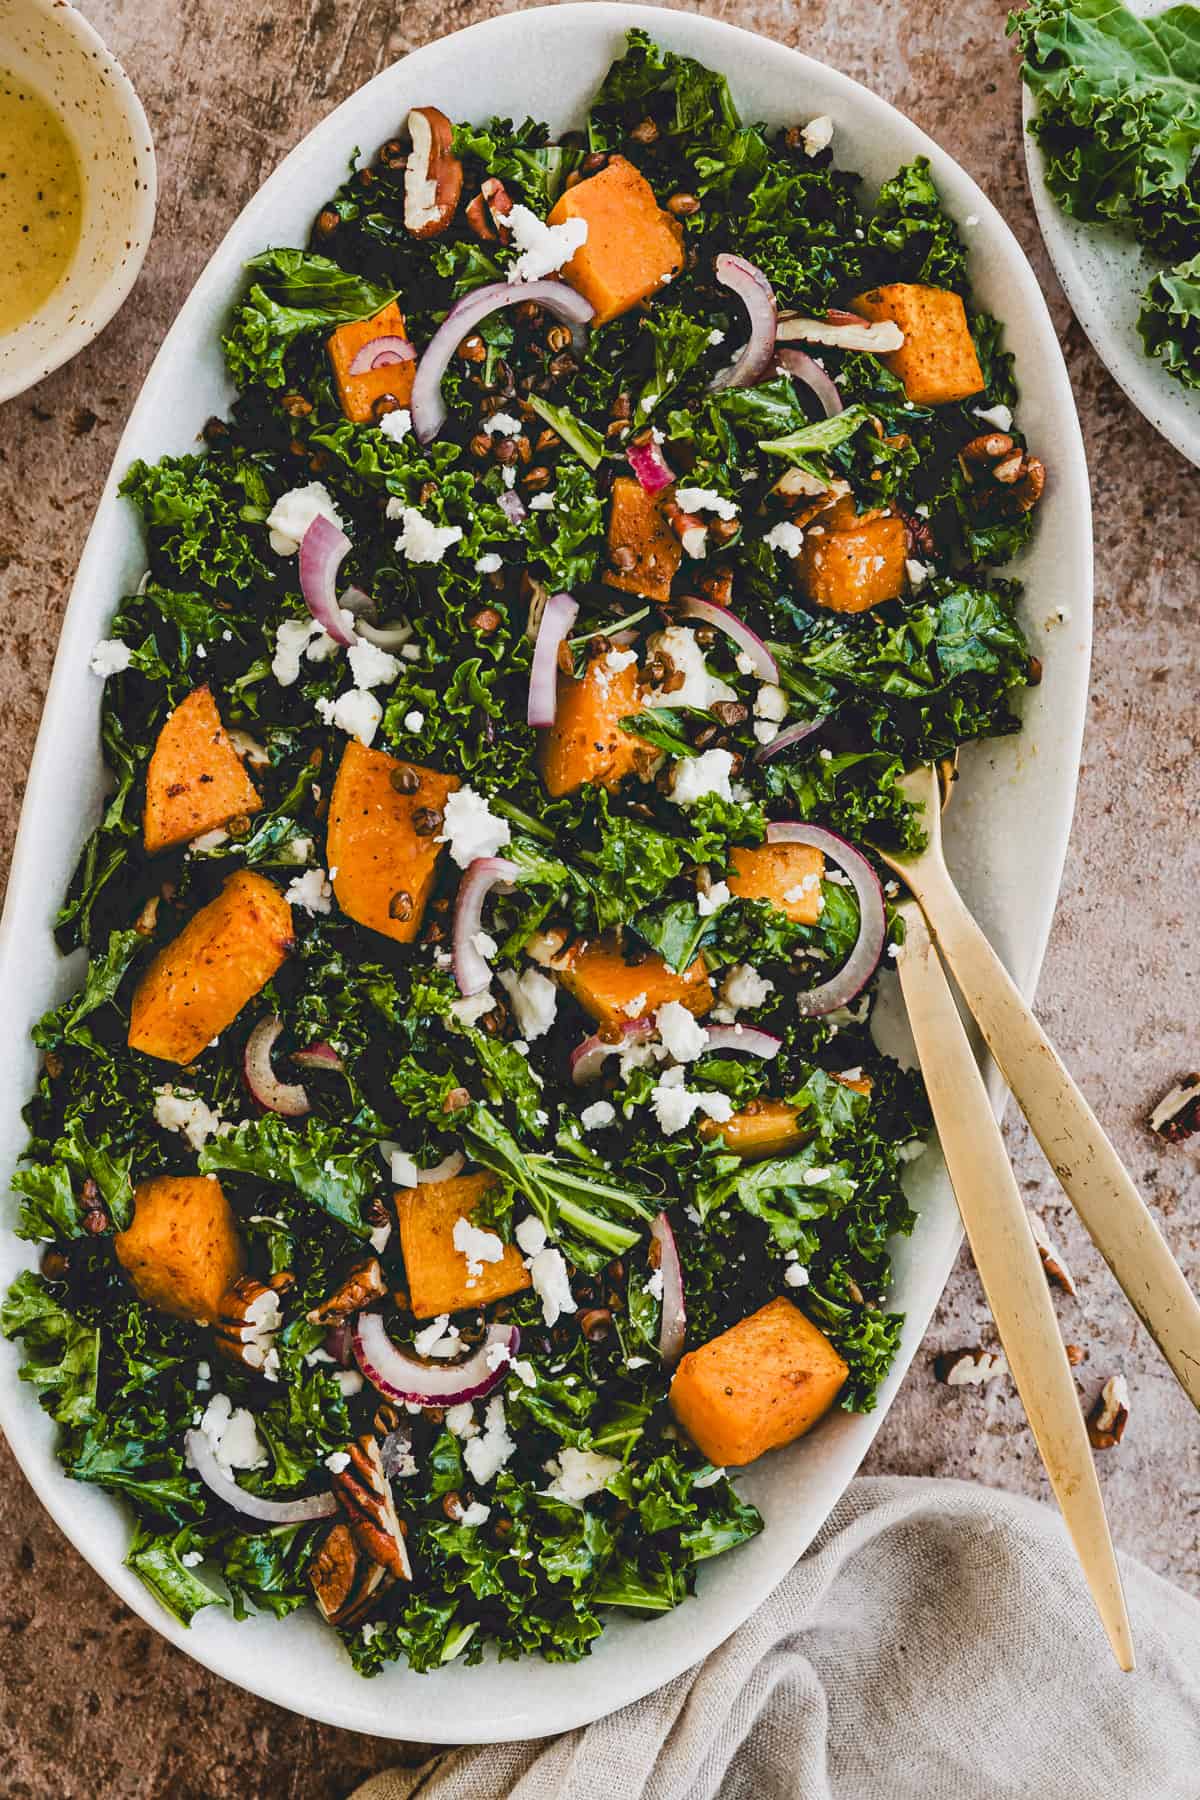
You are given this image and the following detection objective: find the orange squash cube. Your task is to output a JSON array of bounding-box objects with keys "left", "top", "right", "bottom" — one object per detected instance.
[
  {"left": 558, "top": 934, "right": 712, "bottom": 1032},
  {"left": 850, "top": 283, "right": 984, "bottom": 407},
  {"left": 699, "top": 1099, "right": 808, "bottom": 1158},
  {"left": 547, "top": 156, "right": 684, "bottom": 325},
  {"left": 796, "top": 498, "right": 908, "bottom": 614},
  {"left": 115, "top": 1176, "right": 245, "bottom": 1322},
  {"left": 669, "top": 1297, "right": 849, "bottom": 1466},
  {"left": 396, "top": 1172, "right": 532, "bottom": 1319},
  {"left": 728, "top": 842, "right": 825, "bottom": 924},
  {"left": 539, "top": 653, "right": 649, "bottom": 797},
  {"left": 602, "top": 476, "right": 682, "bottom": 603},
  {"left": 326, "top": 741, "right": 459, "bottom": 945},
  {"left": 143, "top": 686, "right": 262, "bottom": 855},
  {"left": 327, "top": 300, "right": 416, "bottom": 424},
  {"left": 128, "top": 871, "right": 293, "bottom": 1065}
]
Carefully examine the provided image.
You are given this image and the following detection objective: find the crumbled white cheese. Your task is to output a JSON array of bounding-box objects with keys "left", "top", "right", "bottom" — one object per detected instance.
[
  {"left": 390, "top": 1149, "right": 420, "bottom": 1187},
  {"left": 445, "top": 1402, "right": 478, "bottom": 1438},
  {"left": 497, "top": 966, "right": 558, "bottom": 1041},
  {"left": 89, "top": 638, "right": 133, "bottom": 678},
  {"left": 272, "top": 617, "right": 321, "bottom": 687},
  {"left": 646, "top": 1266, "right": 664, "bottom": 1302},
  {"left": 393, "top": 506, "right": 464, "bottom": 565},
  {"left": 753, "top": 720, "right": 780, "bottom": 746},
  {"left": 720, "top": 963, "right": 775, "bottom": 1012},
  {"left": 403, "top": 709, "right": 425, "bottom": 733},
  {"left": 472, "top": 931, "right": 499, "bottom": 961},
  {"left": 475, "top": 553, "right": 503, "bottom": 574},
  {"left": 482, "top": 411, "right": 522, "bottom": 437},
  {"left": 266, "top": 481, "right": 345, "bottom": 555},
  {"left": 451, "top": 989, "right": 498, "bottom": 1027},
  {"left": 437, "top": 785, "right": 511, "bottom": 868},
  {"left": 656, "top": 999, "right": 708, "bottom": 1064},
  {"left": 649, "top": 1065, "right": 734, "bottom": 1135},
  {"left": 622, "top": 992, "right": 649, "bottom": 1019},
  {"left": 505, "top": 203, "right": 588, "bottom": 283},
  {"left": 452, "top": 1215, "right": 506, "bottom": 1279},
  {"left": 580, "top": 1099, "right": 616, "bottom": 1131},
  {"left": 325, "top": 1450, "right": 351, "bottom": 1474},
  {"left": 284, "top": 867, "right": 334, "bottom": 915},
  {"left": 378, "top": 407, "right": 412, "bottom": 442},
  {"left": 544, "top": 1446, "right": 621, "bottom": 1505},
  {"left": 905, "top": 558, "right": 930, "bottom": 591},
  {"left": 514, "top": 1215, "right": 547, "bottom": 1258},
  {"left": 680, "top": 523, "right": 708, "bottom": 558},
  {"left": 527, "top": 1245, "right": 576, "bottom": 1327},
  {"left": 784, "top": 1262, "right": 810, "bottom": 1288},
  {"left": 644, "top": 625, "right": 736, "bottom": 712},
  {"left": 197, "top": 1393, "right": 267, "bottom": 1476},
  {"left": 180, "top": 1549, "right": 205, "bottom": 1568},
  {"left": 346, "top": 640, "right": 401, "bottom": 690},
  {"left": 755, "top": 683, "right": 789, "bottom": 722},
  {"left": 458, "top": 1501, "right": 491, "bottom": 1528},
  {"left": 510, "top": 1357, "right": 537, "bottom": 1387},
  {"left": 973, "top": 402, "right": 1013, "bottom": 433},
  {"left": 315, "top": 689, "right": 382, "bottom": 746},
  {"left": 708, "top": 327, "right": 726, "bottom": 346},
  {"left": 674, "top": 486, "right": 739, "bottom": 520},
  {"left": 669, "top": 747, "right": 735, "bottom": 807},
  {"left": 153, "top": 1087, "right": 231, "bottom": 1152},
  {"left": 898, "top": 1138, "right": 927, "bottom": 1163},
  {"left": 529, "top": 492, "right": 555, "bottom": 511},
  {"left": 462, "top": 1395, "right": 516, "bottom": 1483},
  {"left": 802, "top": 114, "right": 835, "bottom": 156},
  {"left": 412, "top": 1315, "right": 452, "bottom": 1357},
  {"left": 697, "top": 879, "right": 731, "bottom": 917}
]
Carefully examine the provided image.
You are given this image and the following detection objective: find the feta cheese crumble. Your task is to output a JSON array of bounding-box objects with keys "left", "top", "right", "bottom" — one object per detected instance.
[
  {"left": 377, "top": 407, "right": 412, "bottom": 442},
  {"left": 89, "top": 638, "right": 133, "bottom": 678},
  {"left": 802, "top": 114, "right": 834, "bottom": 157},
  {"left": 669, "top": 747, "right": 735, "bottom": 807},
  {"left": 393, "top": 506, "right": 464, "bottom": 564},
  {"left": 153, "top": 1087, "right": 231, "bottom": 1152},
  {"left": 346, "top": 640, "right": 400, "bottom": 691},
  {"left": 452, "top": 1215, "right": 506, "bottom": 1279},
  {"left": 673, "top": 486, "right": 739, "bottom": 520},
  {"left": 720, "top": 964, "right": 775, "bottom": 1012},
  {"left": 644, "top": 625, "right": 735, "bottom": 711},
  {"left": 656, "top": 999, "right": 708, "bottom": 1064},
  {"left": 544, "top": 1446, "right": 621, "bottom": 1506},
  {"left": 697, "top": 879, "right": 731, "bottom": 917},
  {"left": 462, "top": 1395, "right": 516, "bottom": 1483},
  {"left": 195, "top": 1393, "right": 267, "bottom": 1477},
  {"left": 580, "top": 1099, "right": 616, "bottom": 1131},
  {"left": 265, "top": 481, "right": 345, "bottom": 555},
  {"left": 481, "top": 411, "right": 522, "bottom": 437},
  {"left": 284, "top": 867, "right": 334, "bottom": 915},
  {"left": 437, "top": 785, "right": 511, "bottom": 868},
  {"left": 497, "top": 966, "right": 558, "bottom": 1041},
  {"left": 649, "top": 1066, "right": 734, "bottom": 1135},
  {"left": 505, "top": 203, "right": 588, "bottom": 283},
  {"left": 315, "top": 688, "right": 382, "bottom": 746}
]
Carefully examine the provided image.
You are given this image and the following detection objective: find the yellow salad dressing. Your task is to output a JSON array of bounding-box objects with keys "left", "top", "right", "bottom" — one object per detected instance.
[{"left": 0, "top": 70, "right": 83, "bottom": 335}]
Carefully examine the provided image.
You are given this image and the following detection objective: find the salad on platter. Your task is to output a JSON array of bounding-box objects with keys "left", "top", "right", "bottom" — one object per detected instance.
[{"left": 3, "top": 30, "right": 1045, "bottom": 1675}]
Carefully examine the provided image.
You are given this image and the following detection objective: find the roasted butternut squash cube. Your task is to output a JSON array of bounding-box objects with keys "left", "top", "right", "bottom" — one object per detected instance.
[
  {"left": 327, "top": 300, "right": 416, "bottom": 424},
  {"left": 143, "top": 685, "right": 262, "bottom": 855},
  {"left": 559, "top": 934, "right": 712, "bottom": 1032},
  {"left": 326, "top": 741, "right": 459, "bottom": 945},
  {"left": 539, "top": 653, "right": 649, "bottom": 797},
  {"left": 547, "top": 156, "right": 684, "bottom": 325},
  {"left": 396, "top": 1172, "right": 531, "bottom": 1319},
  {"left": 796, "top": 498, "right": 908, "bottom": 614},
  {"left": 602, "top": 476, "right": 682, "bottom": 604},
  {"left": 114, "top": 1175, "right": 245, "bottom": 1322},
  {"left": 850, "top": 283, "right": 984, "bottom": 407},
  {"left": 699, "top": 1098, "right": 808, "bottom": 1158},
  {"left": 670, "top": 1297, "right": 849, "bottom": 1465},
  {"left": 728, "top": 842, "right": 825, "bottom": 924},
  {"left": 128, "top": 871, "right": 293, "bottom": 1065}
]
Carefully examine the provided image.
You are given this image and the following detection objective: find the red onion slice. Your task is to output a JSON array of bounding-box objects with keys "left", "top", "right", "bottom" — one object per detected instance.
[
  {"left": 753, "top": 717, "right": 824, "bottom": 763},
  {"left": 701, "top": 1025, "right": 782, "bottom": 1058},
  {"left": 649, "top": 1212, "right": 686, "bottom": 1366},
  {"left": 244, "top": 1015, "right": 310, "bottom": 1117},
  {"left": 453, "top": 856, "right": 519, "bottom": 996},
  {"left": 680, "top": 597, "right": 779, "bottom": 684},
  {"left": 185, "top": 1430, "right": 338, "bottom": 1525},
  {"left": 410, "top": 280, "right": 594, "bottom": 443},
  {"left": 570, "top": 1017, "right": 655, "bottom": 1086},
  {"left": 292, "top": 1040, "right": 346, "bottom": 1072},
  {"left": 626, "top": 437, "right": 676, "bottom": 494},
  {"left": 298, "top": 515, "right": 358, "bottom": 647},
  {"left": 353, "top": 1315, "right": 520, "bottom": 1406},
  {"left": 355, "top": 619, "right": 413, "bottom": 652},
  {"left": 499, "top": 489, "right": 527, "bottom": 526},
  {"left": 347, "top": 334, "right": 417, "bottom": 375},
  {"left": 418, "top": 1151, "right": 467, "bottom": 1184},
  {"left": 324, "top": 1322, "right": 353, "bottom": 1367},
  {"left": 765, "top": 822, "right": 887, "bottom": 1016},
  {"left": 776, "top": 347, "right": 843, "bottom": 419},
  {"left": 527, "top": 591, "right": 579, "bottom": 729},
  {"left": 776, "top": 313, "right": 904, "bottom": 353},
  {"left": 710, "top": 254, "right": 777, "bottom": 392}
]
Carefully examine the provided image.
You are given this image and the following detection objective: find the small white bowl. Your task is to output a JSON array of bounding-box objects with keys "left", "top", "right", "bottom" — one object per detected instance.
[{"left": 0, "top": 0, "right": 156, "bottom": 403}]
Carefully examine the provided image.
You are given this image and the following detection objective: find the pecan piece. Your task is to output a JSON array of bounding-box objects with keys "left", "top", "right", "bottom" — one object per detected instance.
[
  {"left": 403, "top": 106, "right": 463, "bottom": 239},
  {"left": 214, "top": 1272, "right": 292, "bottom": 1379},
  {"left": 306, "top": 1256, "right": 387, "bottom": 1328},
  {"left": 330, "top": 1434, "right": 412, "bottom": 1581},
  {"left": 934, "top": 1347, "right": 1009, "bottom": 1387},
  {"left": 1087, "top": 1374, "right": 1130, "bottom": 1449},
  {"left": 958, "top": 432, "right": 1046, "bottom": 515},
  {"left": 1028, "top": 1211, "right": 1077, "bottom": 1297},
  {"left": 308, "top": 1521, "right": 397, "bottom": 1628},
  {"left": 1148, "top": 1073, "right": 1200, "bottom": 1144}
]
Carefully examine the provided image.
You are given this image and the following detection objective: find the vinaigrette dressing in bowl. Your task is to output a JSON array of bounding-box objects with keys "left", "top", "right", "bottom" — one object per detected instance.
[{"left": 0, "top": 67, "right": 83, "bottom": 334}]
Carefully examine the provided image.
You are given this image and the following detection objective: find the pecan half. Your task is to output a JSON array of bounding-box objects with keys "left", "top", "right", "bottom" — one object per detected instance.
[
  {"left": 403, "top": 106, "right": 463, "bottom": 239},
  {"left": 1148, "top": 1073, "right": 1200, "bottom": 1144},
  {"left": 1087, "top": 1373, "right": 1130, "bottom": 1449},
  {"left": 214, "top": 1272, "right": 292, "bottom": 1379},
  {"left": 481, "top": 176, "right": 514, "bottom": 244},
  {"left": 306, "top": 1256, "right": 387, "bottom": 1328},
  {"left": 1028, "top": 1211, "right": 1077, "bottom": 1297},
  {"left": 331, "top": 1434, "right": 412, "bottom": 1581},
  {"left": 308, "top": 1521, "right": 396, "bottom": 1628},
  {"left": 958, "top": 432, "right": 1046, "bottom": 514},
  {"left": 934, "top": 1347, "right": 1009, "bottom": 1387}
]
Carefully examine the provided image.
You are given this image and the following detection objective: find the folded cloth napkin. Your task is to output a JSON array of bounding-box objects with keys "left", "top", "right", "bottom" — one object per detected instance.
[{"left": 352, "top": 1475, "right": 1200, "bottom": 1800}]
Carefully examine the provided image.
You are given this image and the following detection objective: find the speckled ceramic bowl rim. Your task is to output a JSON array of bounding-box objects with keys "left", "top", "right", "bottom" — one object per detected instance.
[
  {"left": 0, "top": 4, "right": 1093, "bottom": 1743},
  {"left": 0, "top": 0, "right": 157, "bottom": 403}
]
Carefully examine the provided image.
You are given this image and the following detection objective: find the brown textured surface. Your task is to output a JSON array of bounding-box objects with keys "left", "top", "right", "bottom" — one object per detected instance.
[{"left": 0, "top": 1, "right": 1197, "bottom": 1793}]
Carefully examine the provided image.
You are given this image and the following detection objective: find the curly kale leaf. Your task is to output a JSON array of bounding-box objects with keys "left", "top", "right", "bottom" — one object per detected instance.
[
  {"left": 223, "top": 249, "right": 396, "bottom": 389},
  {"left": 1138, "top": 251, "right": 1200, "bottom": 387}
]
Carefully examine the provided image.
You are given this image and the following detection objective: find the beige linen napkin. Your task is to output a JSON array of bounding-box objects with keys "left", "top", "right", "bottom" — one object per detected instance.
[{"left": 351, "top": 1475, "right": 1200, "bottom": 1800}]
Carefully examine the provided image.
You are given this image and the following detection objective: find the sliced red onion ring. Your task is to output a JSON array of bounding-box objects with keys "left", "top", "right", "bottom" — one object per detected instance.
[
  {"left": 766, "top": 822, "right": 887, "bottom": 1016},
  {"left": 353, "top": 1314, "right": 520, "bottom": 1406},
  {"left": 776, "top": 347, "right": 843, "bottom": 419},
  {"left": 417, "top": 1151, "right": 467, "bottom": 1184},
  {"left": 701, "top": 1025, "right": 782, "bottom": 1058},
  {"left": 626, "top": 436, "right": 675, "bottom": 494},
  {"left": 411, "top": 280, "right": 594, "bottom": 442},
  {"left": 570, "top": 1017, "right": 655, "bottom": 1086},
  {"left": 244, "top": 1015, "right": 310, "bottom": 1118},
  {"left": 680, "top": 597, "right": 779, "bottom": 684},
  {"left": 527, "top": 591, "right": 579, "bottom": 728},
  {"left": 185, "top": 1429, "right": 338, "bottom": 1525},
  {"left": 649, "top": 1213, "right": 686, "bottom": 1366},
  {"left": 292, "top": 1040, "right": 346, "bottom": 1072},
  {"left": 453, "top": 856, "right": 519, "bottom": 996},
  {"left": 776, "top": 313, "right": 904, "bottom": 353},
  {"left": 347, "top": 334, "right": 417, "bottom": 375},
  {"left": 499, "top": 488, "right": 527, "bottom": 526},
  {"left": 710, "top": 254, "right": 777, "bottom": 392},
  {"left": 753, "top": 717, "right": 825, "bottom": 763},
  {"left": 298, "top": 515, "right": 358, "bottom": 647}
]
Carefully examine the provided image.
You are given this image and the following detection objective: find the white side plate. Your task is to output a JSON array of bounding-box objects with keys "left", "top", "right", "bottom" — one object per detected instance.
[{"left": 0, "top": 4, "right": 1092, "bottom": 1743}]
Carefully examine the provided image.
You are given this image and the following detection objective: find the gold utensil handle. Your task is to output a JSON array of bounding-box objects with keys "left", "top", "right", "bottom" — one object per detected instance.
[
  {"left": 906, "top": 857, "right": 1200, "bottom": 1413},
  {"left": 896, "top": 903, "right": 1134, "bottom": 1671}
]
